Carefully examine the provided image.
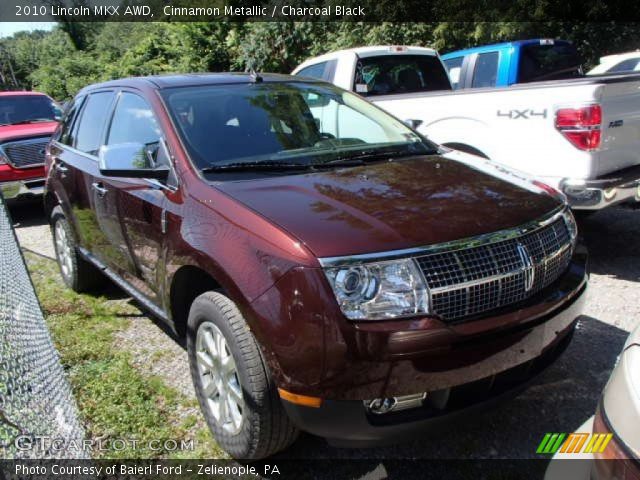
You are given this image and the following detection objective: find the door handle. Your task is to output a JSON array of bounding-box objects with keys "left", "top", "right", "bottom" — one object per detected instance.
[{"left": 91, "top": 182, "right": 108, "bottom": 198}]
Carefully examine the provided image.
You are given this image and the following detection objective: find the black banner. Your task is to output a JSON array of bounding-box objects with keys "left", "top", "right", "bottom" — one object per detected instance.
[
  {"left": 0, "top": 458, "right": 630, "bottom": 480},
  {"left": 1, "top": 0, "right": 640, "bottom": 22}
]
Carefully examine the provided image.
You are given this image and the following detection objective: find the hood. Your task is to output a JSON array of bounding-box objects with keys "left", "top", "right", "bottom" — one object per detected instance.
[
  {"left": 0, "top": 122, "right": 58, "bottom": 143},
  {"left": 216, "top": 155, "right": 562, "bottom": 258}
]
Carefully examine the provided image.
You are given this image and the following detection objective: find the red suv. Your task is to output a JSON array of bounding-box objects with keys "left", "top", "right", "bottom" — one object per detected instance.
[
  {"left": 0, "top": 91, "right": 61, "bottom": 202},
  {"left": 44, "top": 74, "right": 587, "bottom": 459}
]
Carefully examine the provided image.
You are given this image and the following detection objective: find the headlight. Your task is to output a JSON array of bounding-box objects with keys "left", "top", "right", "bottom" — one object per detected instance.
[
  {"left": 562, "top": 209, "right": 578, "bottom": 244},
  {"left": 0, "top": 150, "right": 7, "bottom": 165},
  {"left": 324, "top": 258, "right": 429, "bottom": 320}
]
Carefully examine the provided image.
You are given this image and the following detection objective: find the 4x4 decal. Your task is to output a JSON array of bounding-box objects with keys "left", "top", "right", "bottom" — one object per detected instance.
[{"left": 497, "top": 109, "right": 548, "bottom": 119}]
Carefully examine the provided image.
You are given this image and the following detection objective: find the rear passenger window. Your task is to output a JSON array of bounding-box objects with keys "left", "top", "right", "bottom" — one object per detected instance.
[
  {"left": 107, "top": 92, "right": 161, "bottom": 146},
  {"left": 74, "top": 92, "right": 114, "bottom": 156},
  {"left": 56, "top": 96, "right": 84, "bottom": 146},
  {"left": 472, "top": 52, "right": 499, "bottom": 88},
  {"left": 443, "top": 57, "right": 464, "bottom": 89}
]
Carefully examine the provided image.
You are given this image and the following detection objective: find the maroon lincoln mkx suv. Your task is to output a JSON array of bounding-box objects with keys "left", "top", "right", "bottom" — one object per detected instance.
[{"left": 44, "top": 73, "right": 587, "bottom": 459}]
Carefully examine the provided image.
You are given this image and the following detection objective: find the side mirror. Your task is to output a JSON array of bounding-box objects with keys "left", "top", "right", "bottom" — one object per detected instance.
[
  {"left": 404, "top": 119, "right": 423, "bottom": 130},
  {"left": 98, "top": 142, "right": 169, "bottom": 180}
]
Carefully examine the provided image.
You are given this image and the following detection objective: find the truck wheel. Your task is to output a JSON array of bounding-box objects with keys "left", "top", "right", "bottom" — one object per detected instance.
[
  {"left": 50, "top": 206, "right": 104, "bottom": 292},
  {"left": 187, "top": 291, "right": 299, "bottom": 459}
]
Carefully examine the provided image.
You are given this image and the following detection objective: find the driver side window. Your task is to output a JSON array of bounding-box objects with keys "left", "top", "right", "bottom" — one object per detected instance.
[{"left": 106, "top": 92, "right": 163, "bottom": 169}]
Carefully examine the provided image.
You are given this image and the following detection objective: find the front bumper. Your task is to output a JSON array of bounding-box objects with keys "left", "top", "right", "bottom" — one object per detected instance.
[
  {"left": 282, "top": 299, "right": 580, "bottom": 446},
  {"left": 280, "top": 268, "right": 587, "bottom": 445},
  {"left": 0, "top": 177, "right": 45, "bottom": 200},
  {"left": 558, "top": 165, "right": 640, "bottom": 210}
]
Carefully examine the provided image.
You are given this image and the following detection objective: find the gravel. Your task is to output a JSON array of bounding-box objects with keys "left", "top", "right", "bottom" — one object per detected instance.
[{"left": 7, "top": 201, "right": 640, "bottom": 462}]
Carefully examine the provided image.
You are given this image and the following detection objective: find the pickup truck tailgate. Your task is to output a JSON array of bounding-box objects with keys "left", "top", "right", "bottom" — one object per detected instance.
[{"left": 598, "top": 76, "right": 640, "bottom": 177}]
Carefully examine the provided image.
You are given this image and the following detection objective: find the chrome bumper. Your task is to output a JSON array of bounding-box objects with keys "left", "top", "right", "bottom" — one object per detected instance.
[
  {"left": 560, "top": 177, "right": 640, "bottom": 210},
  {"left": 0, "top": 178, "right": 45, "bottom": 200}
]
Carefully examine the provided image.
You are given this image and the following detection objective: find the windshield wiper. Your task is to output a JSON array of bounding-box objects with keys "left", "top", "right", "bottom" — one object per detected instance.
[
  {"left": 326, "top": 148, "right": 421, "bottom": 165},
  {"left": 201, "top": 149, "right": 428, "bottom": 173},
  {"left": 201, "top": 160, "right": 314, "bottom": 173}
]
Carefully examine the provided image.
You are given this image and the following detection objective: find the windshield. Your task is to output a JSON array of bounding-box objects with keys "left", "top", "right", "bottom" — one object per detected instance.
[
  {"left": 518, "top": 42, "right": 583, "bottom": 83},
  {"left": 161, "top": 82, "right": 434, "bottom": 171},
  {"left": 0, "top": 95, "right": 62, "bottom": 125}
]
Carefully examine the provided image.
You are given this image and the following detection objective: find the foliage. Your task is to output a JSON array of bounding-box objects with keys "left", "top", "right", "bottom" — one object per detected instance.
[
  {"left": 1, "top": 21, "right": 640, "bottom": 100},
  {"left": 25, "top": 252, "right": 223, "bottom": 459}
]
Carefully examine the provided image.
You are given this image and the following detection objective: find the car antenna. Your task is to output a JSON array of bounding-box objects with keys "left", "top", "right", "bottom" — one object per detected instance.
[{"left": 248, "top": 68, "right": 263, "bottom": 83}]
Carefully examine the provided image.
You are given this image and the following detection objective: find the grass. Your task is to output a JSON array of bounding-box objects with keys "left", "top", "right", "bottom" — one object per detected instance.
[{"left": 24, "top": 252, "right": 225, "bottom": 459}]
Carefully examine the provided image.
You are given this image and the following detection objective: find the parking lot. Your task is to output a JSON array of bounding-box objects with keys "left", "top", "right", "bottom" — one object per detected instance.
[{"left": 8, "top": 201, "right": 638, "bottom": 463}]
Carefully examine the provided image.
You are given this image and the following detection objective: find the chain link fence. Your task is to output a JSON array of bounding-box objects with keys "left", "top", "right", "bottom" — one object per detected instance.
[{"left": 0, "top": 194, "right": 86, "bottom": 459}]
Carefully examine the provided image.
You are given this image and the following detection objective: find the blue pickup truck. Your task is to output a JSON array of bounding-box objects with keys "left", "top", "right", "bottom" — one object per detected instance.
[{"left": 441, "top": 39, "right": 583, "bottom": 89}]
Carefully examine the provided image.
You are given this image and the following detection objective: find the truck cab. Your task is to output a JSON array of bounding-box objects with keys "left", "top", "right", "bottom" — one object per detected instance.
[
  {"left": 0, "top": 91, "right": 61, "bottom": 203},
  {"left": 441, "top": 39, "right": 583, "bottom": 90}
]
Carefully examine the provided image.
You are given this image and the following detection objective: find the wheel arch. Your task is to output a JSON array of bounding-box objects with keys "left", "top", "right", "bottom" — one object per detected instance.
[
  {"left": 441, "top": 142, "right": 489, "bottom": 159},
  {"left": 168, "top": 264, "right": 223, "bottom": 338}
]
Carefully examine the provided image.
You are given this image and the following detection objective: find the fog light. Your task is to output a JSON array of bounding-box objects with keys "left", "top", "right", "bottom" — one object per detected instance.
[
  {"left": 603, "top": 187, "right": 617, "bottom": 201},
  {"left": 366, "top": 398, "right": 396, "bottom": 415},
  {"left": 365, "top": 393, "right": 427, "bottom": 415}
]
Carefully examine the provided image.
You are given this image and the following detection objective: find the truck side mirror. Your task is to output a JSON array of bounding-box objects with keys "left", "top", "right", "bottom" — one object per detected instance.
[
  {"left": 404, "top": 119, "right": 423, "bottom": 130},
  {"left": 98, "top": 142, "right": 169, "bottom": 180}
]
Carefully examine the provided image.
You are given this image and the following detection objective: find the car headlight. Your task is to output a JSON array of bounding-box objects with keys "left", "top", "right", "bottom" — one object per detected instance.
[
  {"left": 323, "top": 258, "right": 430, "bottom": 320},
  {"left": 562, "top": 208, "right": 578, "bottom": 244}
]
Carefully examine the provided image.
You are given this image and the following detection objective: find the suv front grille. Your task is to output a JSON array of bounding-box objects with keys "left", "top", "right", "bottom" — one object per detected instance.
[
  {"left": 1, "top": 137, "right": 50, "bottom": 168},
  {"left": 416, "top": 216, "right": 572, "bottom": 323}
]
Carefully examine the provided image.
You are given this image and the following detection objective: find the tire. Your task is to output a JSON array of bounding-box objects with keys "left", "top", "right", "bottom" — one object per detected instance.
[
  {"left": 187, "top": 291, "right": 299, "bottom": 459},
  {"left": 50, "top": 206, "right": 104, "bottom": 292}
]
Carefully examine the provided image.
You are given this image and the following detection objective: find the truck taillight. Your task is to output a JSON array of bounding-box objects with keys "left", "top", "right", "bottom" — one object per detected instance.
[{"left": 555, "top": 105, "right": 602, "bottom": 151}]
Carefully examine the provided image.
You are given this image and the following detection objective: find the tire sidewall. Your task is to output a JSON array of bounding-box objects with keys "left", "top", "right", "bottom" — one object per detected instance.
[{"left": 187, "top": 295, "right": 256, "bottom": 457}]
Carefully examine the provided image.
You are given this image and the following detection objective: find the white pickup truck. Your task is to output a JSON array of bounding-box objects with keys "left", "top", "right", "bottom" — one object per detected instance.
[{"left": 293, "top": 45, "right": 640, "bottom": 210}]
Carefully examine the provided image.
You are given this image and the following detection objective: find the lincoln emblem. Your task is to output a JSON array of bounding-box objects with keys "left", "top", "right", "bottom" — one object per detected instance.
[{"left": 516, "top": 243, "right": 535, "bottom": 292}]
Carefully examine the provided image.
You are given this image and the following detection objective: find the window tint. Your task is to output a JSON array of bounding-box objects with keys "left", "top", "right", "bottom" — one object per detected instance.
[
  {"left": 107, "top": 93, "right": 161, "bottom": 146},
  {"left": 518, "top": 42, "right": 582, "bottom": 83},
  {"left": 353, "top": 54, "right": 451, "bottom": 97},
  {"left": 74, "top": 92, "right": 114, "bottom": 155},
  {"left": 609, "top": 58, "right": 640, "bottom": 73},
  {"left": 57, "top": 96, "right": 84, "bottom": 146},
  {"left": 472, "top": 52, "right": 499, "bottom": 88},
  {"left": 443, "top": 57, "right": 464, "bottom": 89},
  {"left": 296, "top": 62, "right": 328, "bottom": 80}
]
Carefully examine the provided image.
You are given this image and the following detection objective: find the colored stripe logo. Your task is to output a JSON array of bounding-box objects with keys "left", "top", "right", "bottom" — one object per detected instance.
[{"left": 536, "top": 433, "right": 613, "bottom": 454}]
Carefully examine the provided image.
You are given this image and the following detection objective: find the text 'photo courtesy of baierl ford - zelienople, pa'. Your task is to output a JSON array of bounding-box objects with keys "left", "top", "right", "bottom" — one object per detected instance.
[{"left": 0, "top": 0, "right": 639, "bottom": 479}]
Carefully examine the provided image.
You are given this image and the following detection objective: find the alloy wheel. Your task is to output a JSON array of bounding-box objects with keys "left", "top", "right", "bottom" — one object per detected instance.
[
  {"left": 196, "top": 321, "right": 244, "bottom": 434},
  {"left": 54, "top": 220, "right": 73, "bottom": 280}
]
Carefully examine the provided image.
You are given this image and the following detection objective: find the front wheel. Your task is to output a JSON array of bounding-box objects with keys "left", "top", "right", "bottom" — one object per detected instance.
[{"left": 187, "top": 291, "right": 298, "bottom": 459}]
